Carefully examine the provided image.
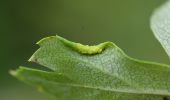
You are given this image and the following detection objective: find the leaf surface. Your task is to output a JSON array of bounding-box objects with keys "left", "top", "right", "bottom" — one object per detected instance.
[{"left": 11, "top": 35, "right": 170, "bottom": 100}]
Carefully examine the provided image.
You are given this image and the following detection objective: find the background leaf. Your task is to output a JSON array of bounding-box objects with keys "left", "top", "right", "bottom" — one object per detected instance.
[
  {"left": 151, "top": 0, "right": 170, "bottom": 58},
  {"left": 12, "top": 35, "right": 170, "bottom": 100}
]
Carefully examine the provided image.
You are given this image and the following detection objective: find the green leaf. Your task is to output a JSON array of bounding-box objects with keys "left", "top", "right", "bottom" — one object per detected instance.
[
  {"left": 11, "top": 35, "right": 170, "bottom": 100},
  {"left": 151, "top": 1, "right": 170, "bottom": 58}
]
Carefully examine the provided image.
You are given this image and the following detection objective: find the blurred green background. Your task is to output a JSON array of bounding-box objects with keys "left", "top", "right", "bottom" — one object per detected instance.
[{"left": 0, "top": 0, "right": 169, "bottom": 100}]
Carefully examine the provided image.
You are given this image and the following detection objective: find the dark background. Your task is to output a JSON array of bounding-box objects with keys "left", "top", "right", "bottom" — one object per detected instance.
[{"left": 0, "top": 0, "right": 168, "bottom": 100}]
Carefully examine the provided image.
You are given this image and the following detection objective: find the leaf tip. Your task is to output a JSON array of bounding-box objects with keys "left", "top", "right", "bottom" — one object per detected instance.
[
  {"left": 36, "top": 36, "right": 56, "bottom": 46},
  {"left": 9, "top": 70, "right": 17, "bottom": 77},
  {"left": 28, "top": 54, "right": 36, "bottom": 62},
  {"left": 9, "top": 67, "right": 28, "bottom": 81}
]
